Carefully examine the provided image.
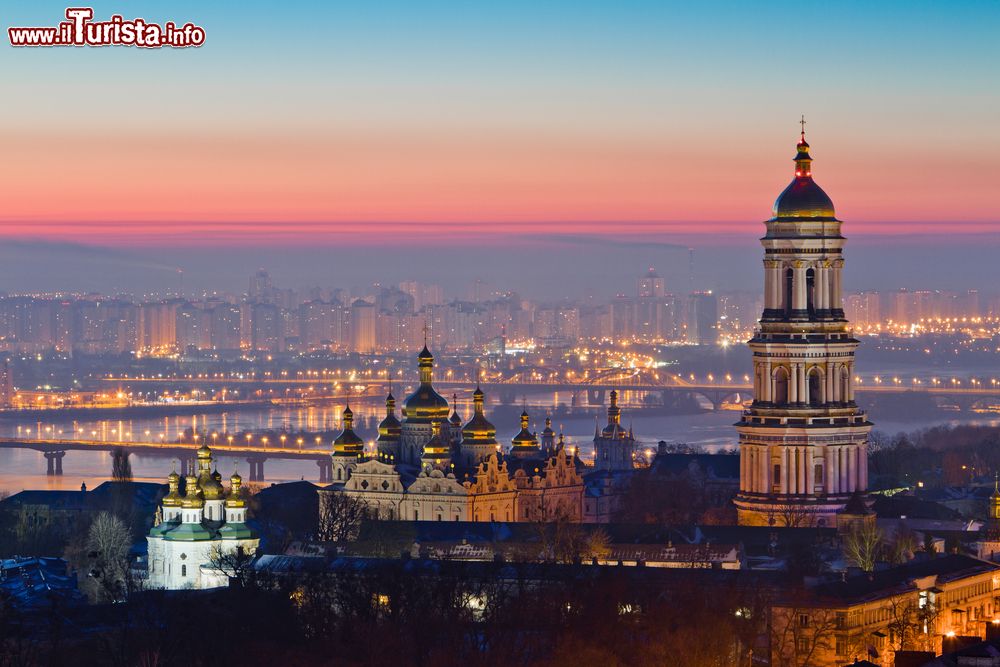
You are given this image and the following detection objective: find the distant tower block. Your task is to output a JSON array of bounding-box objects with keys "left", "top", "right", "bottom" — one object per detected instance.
[
  {"left": 734, "top": 123, "right": 872, "bottom": 527},
  {"left": 0, "top": 358, "right": 13, "bottom": 408}
]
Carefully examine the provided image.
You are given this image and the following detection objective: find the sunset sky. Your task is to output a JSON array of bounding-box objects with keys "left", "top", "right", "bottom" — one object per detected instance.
[{"left": 1, "top": 1, "right": 998, "bottom": 249}]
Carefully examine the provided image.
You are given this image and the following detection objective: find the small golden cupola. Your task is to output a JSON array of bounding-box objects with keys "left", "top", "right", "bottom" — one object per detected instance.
[
  {"left": 420, "top": 420, "right": 452, "bottom": 467},
  {"left": 511, "top": 409, "right": 540, "bottom": 458},
  {"left": 182, "top": 473, "right": 204, "bottom": 508},
  {"left": 770, "top": 118, "right": 837, "bottom": 222},
  {"left": 333, "top": 405, "right": 365, "bottom": 458},
  {"left": 195, "top": 444, "right": 224, "bottom": 501},
  {"left": 377, "top": 392, "right": 402, "bottom": 443},
  {"left": 462, "top": 386, "right": 497, "bottom": 444},
  {"left": 162, "top": 471, "right": 183, "bottom": 507},
  {"left": 225, "top": 470, "right": 245, "bottom": 508}
]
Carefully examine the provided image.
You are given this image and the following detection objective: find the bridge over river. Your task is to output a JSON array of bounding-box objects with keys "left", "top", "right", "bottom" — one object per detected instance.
[
  {"left": 103, "top": 370, "right": 1000, "bottom": 411},
  {"left": 0, "top": 437, "right": 332, "bottom": 483}
]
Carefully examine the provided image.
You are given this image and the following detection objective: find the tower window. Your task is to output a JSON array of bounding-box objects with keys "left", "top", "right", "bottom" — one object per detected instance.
[
  {"left": 181, "top": 564, "right": 187, "bottom": 577},
  {"left": 808, "top": 368, "right": 823, "bottom": 406},
  {"left": 773, "top": 367, "right": 789, "bottom": 405},
  {"left": 814, "top": 464, "right": 823, "bottom": 485},
  {"left": 773, "top": 464, "right": 781, "bottom": 486}
]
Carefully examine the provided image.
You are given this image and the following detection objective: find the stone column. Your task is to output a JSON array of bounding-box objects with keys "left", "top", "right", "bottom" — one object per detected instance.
[
  {"left": 760, "top": 446, "right": 769, "bottom": 493},
  {"left": 848, "top": 447, "right": 857, "bottom": 493},
  {"left": 825, "top": 446, "right": 836, "bottom": 494},
  {"left": 789, "top": 363, "right": 799, "bottom": 404},
  {"left": 799, "top": 447, "right": 808, "bottom": 495},
  {"left": 804, "top": 446, "right": 812, "bottom": 494},
  {"left": 740, "top": 446, "right": 748, "bottom": 491},
  {"left": 816, "top": 262, "right": 828, "bottom": 312},
  {"left": 780, "top": 448, "right": 788, "bottom": 495},
  {"left": 838, "top": 447, "right": 847, "bottom": 494},
  {"left": 763, "top": 360, "right": 772, "bottom": 403},
  {"left": 792, "top": 262, "right": 808, "bottom": 312},
  {"left": 859, "top": 442, "right": 868, "bottom": 490},
  {"left": 832, "top": 259, "right": 844, "bottom": 313},
  {"left": 800, "top": 364, "right": 809, "bottom": 404}
]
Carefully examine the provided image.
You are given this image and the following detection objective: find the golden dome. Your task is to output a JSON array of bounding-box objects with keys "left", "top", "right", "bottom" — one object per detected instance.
[
  {"left": 403, "top": 346, "right": 450, "bottom": 423},
  {"left": 377, "top": 393, "right": 402, "bottom": 442},
  {"left": 769, "top": 131, "right": 837, "bottom": 221},
  {"left": 511, "top": 410, "right": 539, "bottom": 450},
  {"left": 333, "top": 405, "right": 364, "bottom": 456},
  {"left": 198, "top": 470, "right": 225, "bottom": 500},
  {"left": 162, "top": 470, "right": 182, "bottom": 507},
  {"left": 421, "top": 421, "right": 451, "bottom": 462},
  {"left": 182, "top": 475, "right": 204, "bottom": 508},
  {"left": 461, "top": 386, "right": 497, "bottom": 444},
  {"left": 226, "top": 470, "right": 245, "bottom": 507}
]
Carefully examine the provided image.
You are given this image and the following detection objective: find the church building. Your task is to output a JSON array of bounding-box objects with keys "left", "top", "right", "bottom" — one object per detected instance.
[
  {"left": 320, "top": 345, "right": 586, "bottom": 525},
  {"left": 147, "top": 443, "right": 259, "bottom": 589}
]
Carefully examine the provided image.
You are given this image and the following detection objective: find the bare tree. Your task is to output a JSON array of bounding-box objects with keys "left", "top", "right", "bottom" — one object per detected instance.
[
  {"left": 886, "top": 592, "right": 939, "bottom": 653},
  {"left": 208, "top": 544, "right": 258, "bottom": 588},
  {"left": 843, "top": 521, "right": 884, "bottom": 572},
  {"left": 770, "top": 603, "right": 841, "bottom": 667},
  {"left": 85, "top": 511, "right": 132, "bottom": 603},
  {"left": 317, "top": 491, "right": 369, "bottom": 543},
  {"left": 767, "top": 503, "right": 817, "bottom": 528}
]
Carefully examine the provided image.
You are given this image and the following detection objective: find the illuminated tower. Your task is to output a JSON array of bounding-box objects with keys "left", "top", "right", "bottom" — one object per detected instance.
[{"left": 735, "top": 122, "right": 872, "bottom": 527}]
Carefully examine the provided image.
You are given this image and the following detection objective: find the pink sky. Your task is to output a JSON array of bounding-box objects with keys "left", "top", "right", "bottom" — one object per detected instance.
[{"left": 0, "top": 127, "right": 995, "bottom": 246}]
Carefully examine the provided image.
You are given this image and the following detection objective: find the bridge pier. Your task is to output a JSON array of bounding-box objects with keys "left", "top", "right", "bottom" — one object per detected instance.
[
  {"left": 587, "top": 389, "right": 606, "bottom": 406},
  {"left": 246, "top": 455, "right": 267, "bottom": 482},
  {"left": 44, "top": 451, "right": 65, "bottom": 476},
  {"left": 316, "top": 458, "right": 332, "bottom": 484}
]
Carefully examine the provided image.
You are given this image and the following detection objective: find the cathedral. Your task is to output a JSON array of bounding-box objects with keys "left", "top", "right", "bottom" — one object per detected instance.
[
  {"left": 321, "top": 345, "right": 587, "bottom": 524},
  {"left": 146, "top": 443, "right": 259, "bottom": 589},
  {"left": 734, "top": 124, "right": 873, "bottom": 527}
]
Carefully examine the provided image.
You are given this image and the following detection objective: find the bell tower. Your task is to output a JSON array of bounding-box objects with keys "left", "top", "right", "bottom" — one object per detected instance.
[{"left": 735, "top": 122, "right": 872, "bottom": 527}]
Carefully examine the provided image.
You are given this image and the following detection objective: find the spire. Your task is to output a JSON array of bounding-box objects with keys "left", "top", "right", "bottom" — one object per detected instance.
[{"left": 794, "top": 116, "right": 813, "bottom": 178}]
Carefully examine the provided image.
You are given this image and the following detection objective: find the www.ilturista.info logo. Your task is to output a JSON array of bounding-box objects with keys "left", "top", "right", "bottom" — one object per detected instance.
[{"left": 8, "top": 7, "right": 205, "bottom": 48}]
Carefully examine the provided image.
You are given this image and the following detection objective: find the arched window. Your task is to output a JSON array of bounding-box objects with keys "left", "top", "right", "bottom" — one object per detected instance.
[
  {"left": 807, "top": 367, "right": 824, "bottom": 406},
  {"left": 773, "top": 367, "right": 789, "bottom": 405},
  {"left": 840, "top": 366, "right": 851, "bottom": 404},
  {"left": 181, "top": 564, "right": 187, "bottom": 577},
  {"left": 814, "top": 463, "right": 824, "bottom": 485}
]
